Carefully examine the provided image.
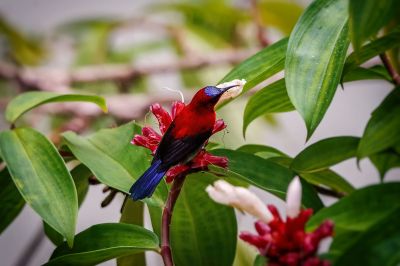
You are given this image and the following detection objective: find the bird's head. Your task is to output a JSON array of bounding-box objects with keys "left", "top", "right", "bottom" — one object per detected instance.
[{"left": 189, "top": 85, "right": 237, "bottom": 108}]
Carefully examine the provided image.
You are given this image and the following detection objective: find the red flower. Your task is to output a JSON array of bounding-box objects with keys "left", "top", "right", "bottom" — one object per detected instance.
[
  {"left": 131, "top": 101, "right": 228, "bottom": 183},
  {"left": 240, "top": 205, "right": 333, "bottom": 266}
]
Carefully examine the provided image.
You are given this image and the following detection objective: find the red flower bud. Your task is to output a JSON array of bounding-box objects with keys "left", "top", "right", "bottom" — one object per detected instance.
[{"left": 212, "top": 119, "right": 227, "bottom": 134}]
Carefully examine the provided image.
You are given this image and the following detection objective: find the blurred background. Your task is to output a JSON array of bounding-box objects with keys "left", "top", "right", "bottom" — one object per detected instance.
[{"left": 0, "top": 0, "right": 398, "bottom": 265}]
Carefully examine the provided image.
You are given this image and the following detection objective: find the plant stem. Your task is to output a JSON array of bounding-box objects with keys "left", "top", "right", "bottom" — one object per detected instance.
[
  {"left": 161, "top": 173, "right": 188, "bottom": 266},
  {"left": 380, "top": 53, "right": 400, "bottom": 85},
  {"left": 314, "top": 185, "right": 345, "bottom": 198}
]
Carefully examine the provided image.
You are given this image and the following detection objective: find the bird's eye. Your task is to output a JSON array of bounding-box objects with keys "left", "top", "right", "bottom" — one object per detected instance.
[{"left": 204, "top": 86, "right": 220, "bottom": 97}]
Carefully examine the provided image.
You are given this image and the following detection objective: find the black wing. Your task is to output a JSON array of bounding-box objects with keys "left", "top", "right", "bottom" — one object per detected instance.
[{"left": 153, "top": 122, "right": 212, "bottom": 169}]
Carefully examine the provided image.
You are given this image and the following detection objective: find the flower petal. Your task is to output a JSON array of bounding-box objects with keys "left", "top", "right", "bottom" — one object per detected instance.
[
  {"left": 171, "top": 101, "right": 185, "bottom": 119},
  {"left": 212, "top": 119, "right": 227, "bottom": 134},
  {"left": 150, "top": 103, "right": 172, "bottom": 134},
  {"left": 286, "top": 176, "right": 302, "bottom": 218}
]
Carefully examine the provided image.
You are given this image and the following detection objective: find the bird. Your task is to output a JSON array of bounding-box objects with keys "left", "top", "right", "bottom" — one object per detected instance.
[{"left": 130, "top": 85, "right": 236, "bottom": 200}]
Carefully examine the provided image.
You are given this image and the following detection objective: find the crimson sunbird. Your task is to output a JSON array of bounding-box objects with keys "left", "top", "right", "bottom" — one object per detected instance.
[{"left": 130, "top": 85, "right": 236, "bottom": 200}]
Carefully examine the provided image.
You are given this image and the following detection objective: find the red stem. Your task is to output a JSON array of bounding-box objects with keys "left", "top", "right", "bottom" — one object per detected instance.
[
  {"left": 160, "top": 173, "right": 188, "bottom": 266},
  {"left": 380, "top": 53, "right": 400, "bottom": 85}
]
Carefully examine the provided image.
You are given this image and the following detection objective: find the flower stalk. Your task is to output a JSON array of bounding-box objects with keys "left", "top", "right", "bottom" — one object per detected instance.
[{"left": 160, "top": 172, "right": 188, "bottom": 266}]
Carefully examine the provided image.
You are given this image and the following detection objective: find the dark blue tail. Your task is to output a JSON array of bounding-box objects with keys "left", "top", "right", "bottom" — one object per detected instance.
[{"left": 129, "top": 160, "right": 167, "bottom": 201}]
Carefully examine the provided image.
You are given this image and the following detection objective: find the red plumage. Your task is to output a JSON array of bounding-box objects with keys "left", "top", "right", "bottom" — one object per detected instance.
[{"left": 130, "top": 85, "right": 233, "bottom": 200}]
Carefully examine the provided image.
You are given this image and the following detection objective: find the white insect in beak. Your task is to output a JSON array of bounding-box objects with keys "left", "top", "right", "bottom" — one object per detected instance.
[
  {"left": 216, "top": 79, "right": 246, "bottom": 101},
  {"left": 206, "top": 180, "right": 273, "bottom": 223},
  {"left": 286, "top": 177, "right": 302, "bottom": 218}
]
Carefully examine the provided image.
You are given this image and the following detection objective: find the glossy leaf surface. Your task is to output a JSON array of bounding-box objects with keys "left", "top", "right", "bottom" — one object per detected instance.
[
  {"left": 211, "top": 149, "right": 323, "bottom": 210},
  {"left": 6, "top": 91, "right": 107, "bottom": 123},
  {"left": 291, "top": 136, "right": 360, "bottom": 173},
  {"left": 171, "top": 173, "right": 237, "bottom": 266},
  {"left": 285, "top": 0, "right": 350, "bottom": 138},
  {"left": 0, "top": 128, "right": 77, "bottom": 246},
  {"left": 46, "top": 223, "right": 159, "bottom": 266},
  {"left": 243, "top": 79, "right": 294, "bottom": 136}
]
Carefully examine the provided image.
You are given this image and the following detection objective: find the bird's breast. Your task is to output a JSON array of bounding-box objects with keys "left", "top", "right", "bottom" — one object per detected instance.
[{"left": 171, "top": 109, "right": 215, "bottom": 139}]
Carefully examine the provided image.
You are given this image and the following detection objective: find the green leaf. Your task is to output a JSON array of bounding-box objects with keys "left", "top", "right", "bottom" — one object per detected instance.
[
  {"left": 44, "top": 164, "right": 91, "bottom": 245},
  {"left": 0, "top": 167, "right": 25, "bottom": 234},
  {"left": 253, "top": 255, "right": 267, "bottom": 266},
  {"left": 210, "top": 149, "right": 323, "bottom": 210},
  {"left": 117, "top": 200, "right": 146, "bottom": 266},
  {"left": 342, "top": 65, "right": 391, "bottom": 83},
  {"left": 343, "top": 27, "right": 400, "bottom": 74},
  {"left": 0, "top": 128, "right": 78, "bottom": 246},
  {"left": 171, "top": 173, "right": 237, "bottom": 266},
  {"left": 291, "top": 136, "right": 360, "bottom": 173},
  {"left": 0, "top": 16, "right": 44, "bottom": 65},
  {"left": 358, "top": 87, "right": 400, "bottom": 157},
  {"left": 333, "top": 208, "right": 400, "bottom": 266},
  {"left": 369, "top": 150, "right": 400, "bottom": 180},
  {"left": 243, "top": 79, "right": 294, "bottom": 137},
  {"left": 5, "top": 91, "right": 108, "bottom": 123},
  {"left": 307, "top": 183, "right": 400, "bottom": 263},
  {"left": 285, "top": 0, "right": 350, "bottom": 139},
  {"left": 218, "top": 38, "right": 288, "bottom": 107},
  {"left": 259, "top": 0, "right": 304, "bottom": 35},
  {"left": 308, "top": 183, "right": 400, "bottom": 231},
  {"left": 300, "top": 169, "right": 355, "bottom": 195},
  {"left": 236, "top": 144, "right": 289, "bottom": 159},
  {"left": 62, "top": 122, "right": 167, "bottom": 207},
  {"left": 349, "top": 0, "right": 400, "bottom": 51},
  {"left": 46, "top": 223, "right": 159, "bottom": 266}
]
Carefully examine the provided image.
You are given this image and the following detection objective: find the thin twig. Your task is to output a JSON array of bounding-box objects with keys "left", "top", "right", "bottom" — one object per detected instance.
[
  {"left": 314, "top": 185, "right": 345, "bottom": 198},
  {"left": 250, "top": 0, "right": 269, "bottom": 47},
  {"left": 0, "top": 49, "right": 254, "bottom": 92},
  {"left": 379, "top": 53, "right": 400, "bottom": 85},
  {"left": 161, "top": 173, "right": 188, "bottom": 266}
]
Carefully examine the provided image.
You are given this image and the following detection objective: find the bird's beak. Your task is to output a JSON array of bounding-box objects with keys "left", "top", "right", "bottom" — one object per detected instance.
[{"left": 219, "top": 85, "right": 238, "bottom": 94}]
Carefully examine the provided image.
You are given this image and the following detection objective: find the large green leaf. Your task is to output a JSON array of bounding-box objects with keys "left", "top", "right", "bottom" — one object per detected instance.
[
  {"left": 0, "top": 128, "right": 78, "bottom": 246},
  {"left": 0, "top": 167, "right": 25, "bottom": 234},
  {"left": 333, "top": 208, "right": 400, "bottom": 266},
  {"left": 343, "top": 27, "right": 400, "bottom": 74},
  {"left": 349, "top": 0, "right": 399, "bottom": 51},
  {"left": 170, "top": 173, "right": 237, "bottom": 266},
  {"left": 291, "top": 136, "right": 360, "bottom": 173},
  {"left": 370, "top": 150, "right": 400, "bottom": 180},
  {"left": 46, "top": 223, "right": 159, "bottom": 266},
  {"left": 5, "top": 91, "right": 107, "bottom": 123},
  {"left": 243, "top": 79, "right": 294, "bottom": 136},
  {"left": 236, "top": 144, "right": 289, "bottom": 159},
  {"left": 358, "top": 87, "right": 400, "bottom": 158},
  {"left": 285, "top": 0, "right": 350, "bottom": 139},
  {"left": 308, "top": 183, "right": 400, "bottom": 231},
  {"left": 44, "top": 164, "right": 91, "bottom": 246},
  {"left": 117, "top": 200, "right": 146, "bottom": 266},
  {"left": 218, "top": 38, "right": 288, "bottom": 107},
  {"left": 267, "top": 156, "right": 354, "bottom": 196},
  {"left": 62, "top": 122, "right": 167, "bottom": 207},
  {"left": 210, "top": 149, "right": 323, "bottom": 210},
  {"left": 300, "top": 169, "right": 354, "bottom": 195},
  {"left": 307, "top": 183, "right": 400, "bottom": 264}
]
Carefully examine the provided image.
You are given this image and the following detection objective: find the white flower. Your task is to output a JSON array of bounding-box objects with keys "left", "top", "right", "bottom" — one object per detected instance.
[
  {"left": 206, "top": 180, "right": 272, "bottom": 223},
  {"left": 216, "top": 79, "right": 246, "bottom": 101},
  {"left": 286, "top": 176, "right": 302, "bottom": 218}
]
